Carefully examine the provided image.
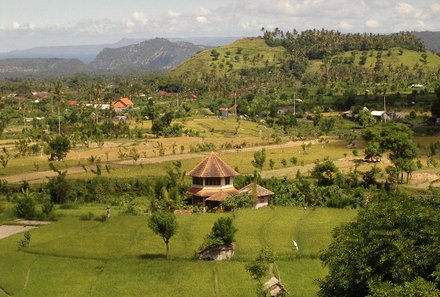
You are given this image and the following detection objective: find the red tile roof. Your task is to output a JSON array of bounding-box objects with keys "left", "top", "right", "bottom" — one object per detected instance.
[
  {"left": 187, "top": 152, "right": 239, "bottom": 178},
  {"left": 119, "top": 97, "right": 133, "bottom": 106},
  {"left": 111, "top": 101, "right": 126, "bottom": 109}
]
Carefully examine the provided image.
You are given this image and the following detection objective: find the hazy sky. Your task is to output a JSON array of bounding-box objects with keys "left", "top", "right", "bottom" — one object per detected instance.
[{"left": 1, "top": 0, "right": 439, "bottom": 52}]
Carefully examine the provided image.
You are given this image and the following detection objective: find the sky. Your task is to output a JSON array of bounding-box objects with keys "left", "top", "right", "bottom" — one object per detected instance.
[{"left": 1, "top": 0, "right": 439, "bottom": 52}]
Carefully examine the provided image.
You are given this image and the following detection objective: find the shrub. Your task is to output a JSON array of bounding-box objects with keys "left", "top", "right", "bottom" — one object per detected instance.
[
  {"left": 14, "top": 189, "right": 37, "bottom": 219},
  {"left": 221, "top": 193, "right": 253, "bottom": 211},
  {"left": 18, "top": 231, "right": 31, "bottom": 249},
  {"left": 201, "top": 217, "right": 237, "bottom": 250}
]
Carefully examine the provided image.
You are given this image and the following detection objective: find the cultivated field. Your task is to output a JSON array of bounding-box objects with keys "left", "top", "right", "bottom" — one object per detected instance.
[{"left": 0, "top": 206, "right": 357, "bottom": 297}]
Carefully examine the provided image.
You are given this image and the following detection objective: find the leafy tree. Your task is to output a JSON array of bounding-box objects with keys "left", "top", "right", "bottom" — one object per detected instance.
[
  {"left": 45, "top": 135, "right": 71, "bottom": 161},
  {"left": 201, "top": 217, "right": 237, "bottom": 249},
  {"left": 252, "top": 148, "right": 266, "bottom": 173},
  {"left": 431, "top": 86, "right": 440, "bottom": 118},
  {"left": 46, "top": 164, "right": 70, "bottom": 204},
  {"left": 358, "top": 109, "right": 376, "bottom": 128},
  {"left": 311, "top": 159, "right": 341, "bottom": 186},
  {"left": 221, "top": 193, "right": 253, "bottom": 211},
  {"left": 14, "top": 189, "right": 37, "bottom": 219},
  {"left": 148, "top": 212, "right": 178, "bottom": 259},
  {"left": 151, "top": 112, "right": 174, "bottom": 136},
  {"left": 318, "top": 194, "right": 440, "bottom": 297}
]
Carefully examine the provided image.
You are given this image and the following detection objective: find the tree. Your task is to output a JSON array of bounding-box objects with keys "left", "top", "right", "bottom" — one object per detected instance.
[
  {"left": 14, "top": 189, "right": 37, "bottom": 219},
  {"left": 201, "top": 217, "right": 237, "bottom": 249},
  {"left": 311, "top": 159, "right": 341, "bottom": 186},
  {"left": 318, "top": 194, "right": 440, "bottom": 297},
  {"left": 358, "top": 109, "right": 376, "bottom": 128},
  {"left": 431, "top": 86, "right": 440, "bottom": 118},
  {"left": 46, "top": 163, "right": 70, "bottom": 204},
  {"left": 252, "top": 149, "right": 266, "bottom": 173},
  {"left": 45, "top": 135, "right": 71, "bottom": 161},
  {"left": 148, "top": 212, "right": 178, "bottom": 259}
]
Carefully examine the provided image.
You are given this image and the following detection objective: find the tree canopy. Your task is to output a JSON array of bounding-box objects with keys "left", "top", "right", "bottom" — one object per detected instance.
[{"left": 318, "top": 194, "right": 440, "bottom": 297}]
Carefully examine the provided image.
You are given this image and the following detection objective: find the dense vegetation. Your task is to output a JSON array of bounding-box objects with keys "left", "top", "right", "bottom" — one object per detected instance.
[{"left": 0, "top": 28, "right": 439, "bottom": 297}]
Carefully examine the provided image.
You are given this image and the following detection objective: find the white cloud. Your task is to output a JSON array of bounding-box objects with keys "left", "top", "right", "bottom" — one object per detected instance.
[
  {"left": 365, "top": 19, "right": 381, "bottom": 28},
  {"left": 132, "top": 11, "right": 148, "bottom": 25},
  {"left": 415, "top": 20, "right": 428, "bottom": 30},
  {"left": 167, "top": 10, "right": 181, "bottom": 18},
  {"left": 432, "top": 3, "right": 440, "bottom": 12},
  {"left": 338, "top": 21, "right": 353, "bottom": 30},
  {"left": 395, "top": 2, "right": 415, "bottom": 15},
  {"left": 196, "top": 16, "right": 208, "bottom": 23},
  {"left": 394, "top": 2, "right": 430, "bottom": 19},
  {"left": 11, "top": 21, "right": 35, "bottom": 30},
  {"left": 199, "top": 7, "right": 211, "bottom": 16}
]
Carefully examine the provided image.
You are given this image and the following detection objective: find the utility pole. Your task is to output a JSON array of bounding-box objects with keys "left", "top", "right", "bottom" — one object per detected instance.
[
  {"left": 383, "top": 95, "right": 387, "bottom": 123},
  {"left": 234, "top": 91, "right": 237, "bottom": 117},
  {"left": 58, "top": 106, "right": 61, "bottom": 135},
  {"left": 293, "top": 92, "right": 296, "bottom": 116}
]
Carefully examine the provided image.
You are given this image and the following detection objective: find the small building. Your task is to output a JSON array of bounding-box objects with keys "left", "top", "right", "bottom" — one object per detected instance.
[
  {"left": 371, "top": 110, "right": 391, "bottom": 122},
  {"left": 111, "top": 97, "right": 133, "bottom": 112},
  {"left": 263, "top": 277, "right": 286, "bottom": 297},
  {"left": 238, "top": 183, "right": 274, "bottom": 209},
  {"left": 187, "top": 152, "right": 239, "bottom": 208}
]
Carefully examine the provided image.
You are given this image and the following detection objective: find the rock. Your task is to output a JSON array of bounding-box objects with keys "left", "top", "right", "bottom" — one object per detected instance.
[{"left": 199, "top": 243, "right": 235, "bottom": 261}]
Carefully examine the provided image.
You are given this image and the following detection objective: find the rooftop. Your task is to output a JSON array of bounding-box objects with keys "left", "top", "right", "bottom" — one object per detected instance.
[{"left": 187, "top": 152, "right": 239, "bottom": 178}]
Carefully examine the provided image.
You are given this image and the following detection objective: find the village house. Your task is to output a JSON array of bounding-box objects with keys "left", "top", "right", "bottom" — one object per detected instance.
[
  {"left": 187, "top": 152, "right": 275, "bottom": 210},
  {"left": 187, "top": 152, "right": 239, "bottom": 209},
  {"left": 238, "top": 183, "right": 274, "bottom": 209},
  {"left": 111, "top": 97, "right": 134, "bottom": 112}
]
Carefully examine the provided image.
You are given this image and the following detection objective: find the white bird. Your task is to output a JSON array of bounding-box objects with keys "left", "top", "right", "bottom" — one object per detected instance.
[{"left": 292, "top": 240, "right": 299, "bottom": 251}]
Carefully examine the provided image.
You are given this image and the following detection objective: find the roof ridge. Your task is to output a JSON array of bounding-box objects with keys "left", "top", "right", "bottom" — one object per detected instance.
[
  {"left": 213, "top": 152, "right": 225, "bottom": 177},
  {"left": 199, "top": 152, "right": 214, "bottom": 177}
]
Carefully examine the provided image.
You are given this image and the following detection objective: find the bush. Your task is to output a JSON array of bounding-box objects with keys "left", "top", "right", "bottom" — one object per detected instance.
[
  {"left": 14, "top": 190, "right": 37, "bottom": 219},
  {"left": 18, "top": 231, "right": 31, "bottom": 249},
  {"left": 200, "top": 217, "right": 237, "bottom": 250},
  {"left": 221, "top": 193, "right": 253, "bottom": 211}
]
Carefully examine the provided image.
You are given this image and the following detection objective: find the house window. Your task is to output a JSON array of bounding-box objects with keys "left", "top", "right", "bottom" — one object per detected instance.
[
  {"left": 192, "top": 177, "right": 203, "bottom": 185},
  {"left": 224, "top": 177, "right": 230, "bottom": 185},
  {"left": 205, "top": 178, "right": 221, "bottom": 186}
]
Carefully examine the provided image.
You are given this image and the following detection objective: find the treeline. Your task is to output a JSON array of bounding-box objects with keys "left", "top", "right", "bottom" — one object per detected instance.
[{"left": 264, "top": 28, "right": 425, "bottom": 59}]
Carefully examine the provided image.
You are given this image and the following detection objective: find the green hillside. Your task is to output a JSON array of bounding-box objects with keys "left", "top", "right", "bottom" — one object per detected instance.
[
  {"left": 172, "top": 37, "right": 440, "bottom": 88},
  {"left": 171, "top": 38, "right": 286, "bottom": 78}
]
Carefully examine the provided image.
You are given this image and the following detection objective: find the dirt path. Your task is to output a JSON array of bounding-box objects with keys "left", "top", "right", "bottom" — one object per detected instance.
[
  {"left": 3, "top": 139, "right": 330, "bottom": 184},
  {"left": 0, "top": 225, "right": 37, "bottom": 240}
]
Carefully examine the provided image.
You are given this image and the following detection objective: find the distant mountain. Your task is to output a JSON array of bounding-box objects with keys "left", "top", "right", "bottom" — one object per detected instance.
[
  {"left": 0, "top": 38, "right": 146, "bottom": 63},
  {"left": 0, "top": 38, "right": 210, "bottom": 78},
  {"left": 0, "top": 37, "right": 237, "bottom": 64},
  {"left": 0, "top": 58, "right": 86, "bottom": 78},
  {"left": 90, "top": 38, "right": 209, "bottom": 72},
  {"left": 412, "top": 31, "right": 440, "bottom": 53}
]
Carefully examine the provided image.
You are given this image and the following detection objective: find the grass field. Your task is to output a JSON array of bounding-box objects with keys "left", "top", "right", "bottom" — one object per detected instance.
[{"left": 0, "top": 206, "right": 357, "bottom": 297}]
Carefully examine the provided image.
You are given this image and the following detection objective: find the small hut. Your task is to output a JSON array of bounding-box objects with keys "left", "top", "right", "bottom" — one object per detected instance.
[
  {"left": 187, "top": 152, "right": 239, "bottom": 208},
  {"left": 263, "top": 277, "right": 285, "bottom": 297},
  {"left": 238, "top": 183, "right": 274, "bottom": 209}
]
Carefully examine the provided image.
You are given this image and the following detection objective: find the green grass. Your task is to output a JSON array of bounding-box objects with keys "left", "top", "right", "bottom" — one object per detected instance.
[
  {"left": 171, "top": 38, "right": 286, "bottom": 78},
  {"left": 0, "top": 206, "right": 356, "bottom": 296}
]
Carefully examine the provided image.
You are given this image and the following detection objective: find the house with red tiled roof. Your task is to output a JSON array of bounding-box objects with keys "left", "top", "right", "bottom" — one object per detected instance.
[
  {"left": 111, "top": 97, "right": 133, "bottom": 112},
  {"left": 187, "top": 151, "right": 239, "bottom": 208}
]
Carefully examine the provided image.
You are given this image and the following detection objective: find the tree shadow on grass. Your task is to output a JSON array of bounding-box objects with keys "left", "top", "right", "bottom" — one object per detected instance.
[{"left": 138, "top": 253, "right": 166, "bottom": 260}]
